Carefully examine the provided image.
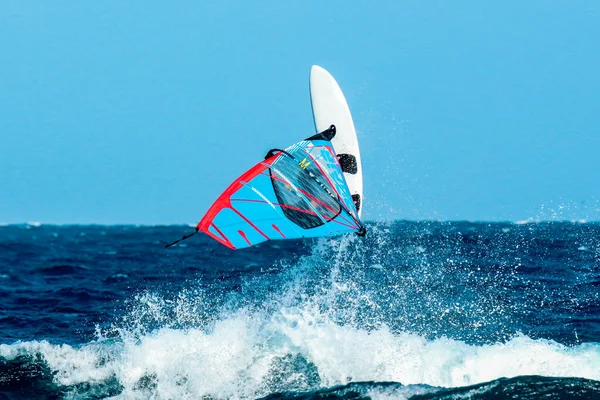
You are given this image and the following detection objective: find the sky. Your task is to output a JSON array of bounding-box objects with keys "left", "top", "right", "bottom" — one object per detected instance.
[{"left": 1, "top": 1, "right": 599, "bottom": 224}]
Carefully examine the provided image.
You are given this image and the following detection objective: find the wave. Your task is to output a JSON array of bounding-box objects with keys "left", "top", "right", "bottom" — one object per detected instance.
[
  {"left": 1, "top": 303, "right": 599, "bottom": 399},
  {"left": 261, "top": 377, "right": 600, "bottom": 399},
  {"left": 2, "top": 227, "right": 600, "bottom": 398}
]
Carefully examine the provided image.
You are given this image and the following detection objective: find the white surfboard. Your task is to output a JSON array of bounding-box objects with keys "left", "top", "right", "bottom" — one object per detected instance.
[{"left": 310, "top": 65, "right": 363, "bottom": 218}]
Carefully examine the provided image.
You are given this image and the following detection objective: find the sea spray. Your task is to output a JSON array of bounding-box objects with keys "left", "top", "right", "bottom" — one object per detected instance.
[
  {"left": 2, "top": 307, "right": 600, "bottom": 398},
  {"left": 1, "top": 222, "right": 599, "bottom": 398}
]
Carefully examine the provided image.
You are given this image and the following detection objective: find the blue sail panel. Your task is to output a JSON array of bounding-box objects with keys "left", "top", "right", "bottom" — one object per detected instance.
[
  {"left": 197, "top": 139, "right": 362, "bottom": 250},
  {"left": 294, "top": 140, "right": 358, "bottom": 220}
]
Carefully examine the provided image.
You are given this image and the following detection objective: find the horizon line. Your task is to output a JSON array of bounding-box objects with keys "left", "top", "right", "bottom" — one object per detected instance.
[{"left": 1, "top": 218, "right": 598, "bottom": 227}]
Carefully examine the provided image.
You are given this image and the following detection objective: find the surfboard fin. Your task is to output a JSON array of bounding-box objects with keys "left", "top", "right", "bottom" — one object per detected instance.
[{"left": 305, "top": 125, "right": 336, "bottom": 141}]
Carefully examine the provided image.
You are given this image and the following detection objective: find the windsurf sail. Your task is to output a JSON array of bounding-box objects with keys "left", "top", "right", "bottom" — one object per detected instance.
[{"left": 168, "top": 125, "right": 366, "bottom": 250}]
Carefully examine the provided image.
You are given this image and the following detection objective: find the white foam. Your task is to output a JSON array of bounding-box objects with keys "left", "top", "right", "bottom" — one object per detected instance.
[
  {"left": 0, "top": 340, "right": 115, "bottom": 385},
  {"left": 2, "top": 305, "right": 599, "bottom": 399},
  {"left": 515, "top": 219, "right": 536, "bottom": 225},
  {"left": 269, "top": 307, "right": 600, "bottom": 387}
]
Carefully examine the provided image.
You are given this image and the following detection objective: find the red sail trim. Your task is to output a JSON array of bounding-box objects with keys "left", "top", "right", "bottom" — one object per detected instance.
[
  {"left": 231, "top": 207, "right": 270, "bottom": 240},
  {"left": 321, "top": 145, "right": 340, "bottom": 167},
  {"left": 295, "top": 188, "right": 358, "bottom": 229},
  {"left": 205, "top": 223, "right": 235, "bottom": 249},
  {"left": 231, "top": 198, "right": 320, "bottom": 216},
  {"left": 266, "top": 173, "right": 357, "bottom": 228},
  {"left": 272, "top": 224, "right": 286, "bottom": 238},
  {"left": 232, "top": 198, "right": 334, "bottom": 222},
  {"left": 268, "top": 173, "right": 357, "bottom": 229},
  {"left": 197, "top": 155, "right": 279, "bottom": 233},
  {"left": 238, "top": 230, "right": 252, "bottom": 246},
  {"left": 208, "top": 222, "right": 225, "bottom": 241},
  {"left": 231, "top": 198, "right": 357, "bottom": 230}
]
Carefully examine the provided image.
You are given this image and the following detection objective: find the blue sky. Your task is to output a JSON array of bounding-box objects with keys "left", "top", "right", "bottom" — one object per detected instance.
[{"left": 1, "top": 1, "right": 599, "bottom": 224}]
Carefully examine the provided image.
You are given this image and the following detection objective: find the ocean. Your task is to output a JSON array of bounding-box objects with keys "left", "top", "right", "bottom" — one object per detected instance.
[{"left": 1, "top": 222, "right": 599, "bottom": 399}]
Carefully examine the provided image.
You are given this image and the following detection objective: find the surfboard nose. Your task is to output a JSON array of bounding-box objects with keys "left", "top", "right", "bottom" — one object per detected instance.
[
  {"left": 310, "top": 65, "right": 331, "bottom": 82},
  {"left": 311, "top": 64, "right": 324, "bottom": 73}
]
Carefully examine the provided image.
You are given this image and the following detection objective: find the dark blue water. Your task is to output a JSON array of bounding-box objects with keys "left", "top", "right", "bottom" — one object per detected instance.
[{"left": 1, "top": 222, "right": 599, "bottom": 399}]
